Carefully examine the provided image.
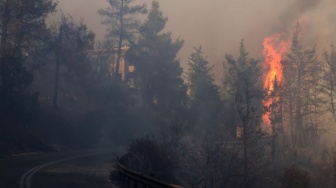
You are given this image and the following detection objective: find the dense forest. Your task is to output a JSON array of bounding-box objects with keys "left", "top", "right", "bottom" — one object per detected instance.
[{"left": 1, "top": 0, "right": 336, "bottom": 187}]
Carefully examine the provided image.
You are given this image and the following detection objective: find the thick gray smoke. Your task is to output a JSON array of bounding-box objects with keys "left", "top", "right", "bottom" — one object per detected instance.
[
  {"left": 55, "top": 0, "right": 336, "bottom": 143},
  {"left": 57, "top": 0, "right": 335, "bottom": 75},
  {"left": 271, "top": 0, "right": 322, "bottom": 33},
  {"left": 280, "top": 0, "right": 322, "bottom": 26}
]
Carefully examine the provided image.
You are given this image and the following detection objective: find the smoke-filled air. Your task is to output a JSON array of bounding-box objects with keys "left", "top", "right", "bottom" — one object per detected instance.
[{"left": 1, "top": 0, "right": 336, "bottom": 187}]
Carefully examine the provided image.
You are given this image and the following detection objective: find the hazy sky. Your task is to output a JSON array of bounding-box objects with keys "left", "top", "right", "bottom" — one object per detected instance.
[{"left": 56, "top": 0, "right": 336, "bottom": 76}]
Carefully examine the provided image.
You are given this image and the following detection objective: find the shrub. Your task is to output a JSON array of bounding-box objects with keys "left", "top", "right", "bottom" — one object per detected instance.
[
  {"left": 281, "top": 166, "right": 310, "bottom": 188},
  {"left": 121, "top": 136, "right": 178, "bottom": 182}
]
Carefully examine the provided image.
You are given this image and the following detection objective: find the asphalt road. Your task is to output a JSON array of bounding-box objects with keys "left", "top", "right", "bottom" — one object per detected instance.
[{"left": 0, "top": 148, "right": 125, "bottom": 188}]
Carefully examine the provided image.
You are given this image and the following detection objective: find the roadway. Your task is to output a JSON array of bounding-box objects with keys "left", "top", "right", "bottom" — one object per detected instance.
[{"left": 0, "top": 148, "right": 125, "bottom": 188}]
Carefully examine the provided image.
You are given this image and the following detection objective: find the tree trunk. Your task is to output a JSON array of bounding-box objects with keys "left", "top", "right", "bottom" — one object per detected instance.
[
  {"left": 115, "top": 0, "right": 124, "bottom": 81},
  {"left": 243, "top": 86, "right": 250, "bottom": 188},
  {"left": 333, "top": 151, "right": 336, "bottom": 188},
  {"left": 243, "top": 118, "right": 248, "bottom": 188},
  {"left": 53, "top": 55, "right": 60, "bottom": 109},
  {"left": 115, "top": 33, "right": 123, "bottom": 81},
  {"left": 289, "top": 99, "right": 295, "bottom": 147},
  {"left": 53, "top": 25, "right": 63, "bottom": 109},
  {"left": 296, "top": 67, "right": 304, "bottom": 146},
  {"left": 330, "top": 75, "right": 336, "bottom": 121}
]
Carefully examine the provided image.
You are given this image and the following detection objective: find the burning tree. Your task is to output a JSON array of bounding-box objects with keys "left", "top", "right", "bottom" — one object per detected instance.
[
  {"left": 262, "top": 23, "right": 324, "bottom": 151},
  {"left": 262, "top": 33, "right": 290, "bottom": 158},
  {"left": 262, "top": 33, "right": 290, "bottom": 129}
]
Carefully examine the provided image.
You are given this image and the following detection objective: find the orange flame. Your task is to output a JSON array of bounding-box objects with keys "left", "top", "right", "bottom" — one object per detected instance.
[{"left": 262, "top": 34, "right": 290, "bottom": 127}]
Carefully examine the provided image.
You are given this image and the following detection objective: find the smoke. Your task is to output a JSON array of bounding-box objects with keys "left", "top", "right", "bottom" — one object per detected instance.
[
  {"left": 56, "top": 0, "right": 335, "bottom": 76},
  {"left": 278, "top": 0, "right": 322, "bottom": 29},
  {"left": 55, "top": 0, "right": 108, "bottom": 40},
  {"left": 54, "top": 0, "right": 336, "bottom": 145}
]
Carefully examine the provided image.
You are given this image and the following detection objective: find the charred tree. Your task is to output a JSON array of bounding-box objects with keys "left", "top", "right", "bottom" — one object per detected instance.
[
  {"left": 321, "top": 46, "right": 336, "bottom": 122},
  {"left": 282, "top": 23, "right": 323, "bottom": 147}
]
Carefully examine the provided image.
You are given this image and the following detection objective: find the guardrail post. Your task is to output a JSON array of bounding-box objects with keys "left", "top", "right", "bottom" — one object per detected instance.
[
  {"left": 126, "top": 176, "right": 130, "bottom": 187},
  {"left": 118, "top": 171, "right": 123, "bottom": 181},
  {"left": 134, "top": 180, "right": 138, "bottom": 188}
]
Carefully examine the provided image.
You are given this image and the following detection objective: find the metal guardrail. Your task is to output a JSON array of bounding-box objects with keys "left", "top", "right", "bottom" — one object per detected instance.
[{"left": 117, "top": 162, "right": 184, "bottom": 188}]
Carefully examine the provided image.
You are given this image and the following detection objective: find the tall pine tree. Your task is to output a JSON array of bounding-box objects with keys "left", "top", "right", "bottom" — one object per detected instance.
[
  {"left": 98, "top": 0, "right": 146, "bottom": 80},
  {"left": 0, "top": 0, "right": 56, "bottom": 121},
  {"left": 130, "top": 1, "right": 187, "bottom": 141},
  {"left": 133, "top": 1, "right": 186, "bottom": 110},
  {"left": 187, "top": 46, "right": 222, "bottom": 135},
  {"left": 223, "top": 40, "right": 264, "bottom": 187},
  {"left": 0, "top": 0, "right": 56, "bottom": 153}
]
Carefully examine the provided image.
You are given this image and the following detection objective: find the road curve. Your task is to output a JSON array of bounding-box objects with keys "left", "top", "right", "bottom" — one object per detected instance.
[
  {"left": 0, "top": 148, "right": 124, "bottom": 188},
  {"left": 19, "top": 152, "right": 110, "bottom": 188}
]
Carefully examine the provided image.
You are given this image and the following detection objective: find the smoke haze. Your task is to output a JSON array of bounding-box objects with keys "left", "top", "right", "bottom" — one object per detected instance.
[{"left": 57, "top": 0, "right": 336, "bottom": 75}]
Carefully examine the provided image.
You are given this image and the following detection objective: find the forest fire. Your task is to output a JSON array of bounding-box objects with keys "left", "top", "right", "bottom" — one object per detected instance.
[{"left": 262, "top": 34, "right": 290, "bottom": 128}]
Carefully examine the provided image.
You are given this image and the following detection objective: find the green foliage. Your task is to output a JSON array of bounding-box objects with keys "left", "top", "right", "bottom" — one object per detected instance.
[
  {"left": 54, "top": 16, "right": 96, "bottom": 93},
  {"left": 187, "top": 46, "right": 222, "bottom": 135},
  {"left": 223, "top": 40, "right": 263, "bottom": 135},
  {"left": 187, "top": 46, "right": 220, "bottom": 103},
  {"left": 0, "top": 0, "right": 57, "bottom": 52},
  {"left": 132, "top": 1, "right": 186, "bottom": 111},
  {"left": 123, "top": 136, "right": 179, "bottom": 182},
  {"left": 0, "top": 0, "right": 56, "bottom": 154},
  {"left": 99, "top": 0, "right": 147, "bottom": 78},
  {"left": 98, "top": 0, "right": 147, "bottom": 44},
  {"left": 185, "top": 137, "right": 242, "bottom": 188},
  {"left": 30, "top": 15, "right": 96, "bottom": 109},
  {"left": 224, "top": 40, "right": 262, "bottom": 100},
  {"left": 0, "top": 0, "right": 56, "bottom": 113},
  {"left": 140, "top": 1, "right": 167, "bottom": 39},
  {"left": 56, "top": 16, "right": 95, "bottom": 57},
  {"left": 0, "top": 54, "right": 37, "bottom": 120},
  {"left": 223, "top": 41, "right": 266, "bottom": 188}
]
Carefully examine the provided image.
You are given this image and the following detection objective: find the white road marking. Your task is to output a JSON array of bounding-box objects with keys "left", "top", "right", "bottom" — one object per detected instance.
[
  {"left": 19, "top": 152, "right": 108, "bottom": 188},
  {"left": 0, "top": 153, "right": 39, "bottom": 161}
]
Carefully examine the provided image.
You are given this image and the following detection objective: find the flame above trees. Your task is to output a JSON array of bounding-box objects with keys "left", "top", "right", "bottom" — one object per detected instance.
[{"left": 262, "top": 34, "right": 290, "bottom": 127}]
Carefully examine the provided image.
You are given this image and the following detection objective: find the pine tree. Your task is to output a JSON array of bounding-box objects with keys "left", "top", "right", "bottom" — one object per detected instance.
[
  {"left": 223, "top": 40, "right": 264, "bottom": 187},
  {"left": 0, "top": 0, "right": 56, "bottom": 151},
  {"left": 130, "top": 1, "right": 187, "bottom": 141},
  {"left": 98, "top": 0, "right": 147, "bottom": 80},
  {"left": 187, "top": 46, "right": 222, "bottom": 135},
  {"left": 0, "top": 0, "right": 56, "bottom": 118},
  {"left": 49, "top": 16, "right": 95, "bottom": 109},
  {"left": 282, "top": 23, "right": 322, "bottom": 147},
  {"left": 321, "top": 46, "right": 336, "bottom": 122},
  {"left": 133, "top": 1, "right": 186, "bottom": 110}
]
